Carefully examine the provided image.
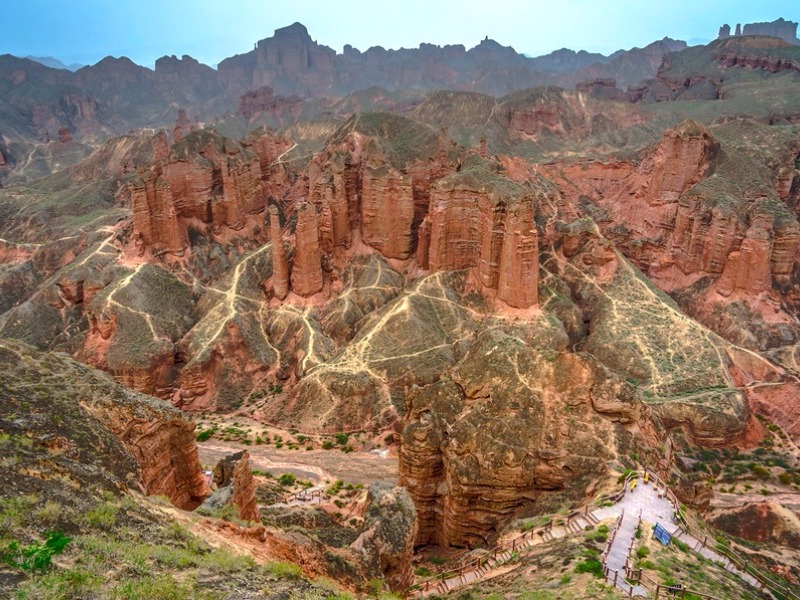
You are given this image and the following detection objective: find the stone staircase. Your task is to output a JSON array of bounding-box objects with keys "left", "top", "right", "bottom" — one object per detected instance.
[
  {"left": 411, "top": 470, "right": 793, "bottom": 599},
  {"left": 410, "top": 509, "right": 600, "bottom": 597}
]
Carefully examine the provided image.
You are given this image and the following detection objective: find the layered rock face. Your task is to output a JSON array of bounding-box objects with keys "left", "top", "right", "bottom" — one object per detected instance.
[
  {"left": 215, "top": 22, "right": 677, "bottom": 98},
  {"left": 269, "top": 205, "right": 289, "bottom": 300},
  {"left": 399, "top": 329, "right": 636, "bottom": 547},
  {"left": 719, "top": 18, "right": 800, "bottom": 45},
  {"left": 420, "top": 163, "right": 542, "bottom": 309},
  {"left": 290, "top": 203, "right": 324, "bottom": 296},
  {"left": 545, "top": 120, "right": 800, "bottom": 350},
  {"left": 0, "top": 340, "right": 208, "bottom": 510},
  {"left": 237, "top": 86, "right": 302, "bottom": 122},
  {"left": 360, "top": 164, "right": 415, "bottom": 259},
  {"left": 172, "top": 108, "right": 192, "bottom": 143},
  {"left": 351, "top": 483, "right": 417, "bottom": 592},
  {"left": 130, "top": 130, "right": 267, "bottom": 253},
  {"left": 201, "top": 451, "right": 259, "bottom": 522},
  {"left": 709, "top": 502, "right": 800, "bottom": 548}
]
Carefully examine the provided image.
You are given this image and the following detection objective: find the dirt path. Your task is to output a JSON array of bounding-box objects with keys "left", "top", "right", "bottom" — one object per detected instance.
[{"left": 198, "top": 440, "right": 398, "bottom": 486}]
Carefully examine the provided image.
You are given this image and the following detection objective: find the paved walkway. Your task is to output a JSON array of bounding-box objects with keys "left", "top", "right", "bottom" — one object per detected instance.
[
  {"left": 412, "top": 473, "right": 775, "bottom": 598},
  {"left": 594, "top": 478, "right": 677, "bottom": 598}
]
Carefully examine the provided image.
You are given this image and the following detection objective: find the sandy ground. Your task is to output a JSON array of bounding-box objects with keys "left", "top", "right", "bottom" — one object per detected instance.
[{"left": 198, "top": 440, "right": 398, "bottom": 486}]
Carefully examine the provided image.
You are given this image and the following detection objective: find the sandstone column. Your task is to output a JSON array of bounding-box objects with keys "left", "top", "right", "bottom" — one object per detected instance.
[
  {"left": 290, "top": 202, "right": 323, "bottom": 296},
  {"left": 497, "top": 205, "right": 539, "bottom": 308},
  {"left": 269, "top": 205, "right": 289, "bottom": 300}
]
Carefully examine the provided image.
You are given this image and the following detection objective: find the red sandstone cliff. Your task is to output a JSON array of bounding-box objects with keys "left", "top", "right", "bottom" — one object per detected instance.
[
  {"left": 269, "top": 205, "right": 289, "bottom": 300},
  {"left": 73, "top": 374, "right": 209, "bottom": 510},
  {"left": 290, "top": 202, "right": 324, "bottom": 296},
  {"left": 202, "top": 451, "right": 260, "bottom": 522},
  {"left": 419, "top": 162, "right": 543, "bottom": 309},
  {"left": 130, "top": 130, "right": 267, "bottom": 253}
]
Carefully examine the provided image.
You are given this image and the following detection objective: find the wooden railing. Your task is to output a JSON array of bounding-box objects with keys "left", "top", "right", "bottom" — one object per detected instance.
[
  {"left": 410, "top": 467, "right": 800, "bottom": 599},
  {"left": 607, "top": 468, "right": 800, "bottom": 600},
  {"left": 410, "top": 516, "right": 555, "bottom": 596},
  {"left": 281, "top": 488, "right": 329, "bottom": 504}
]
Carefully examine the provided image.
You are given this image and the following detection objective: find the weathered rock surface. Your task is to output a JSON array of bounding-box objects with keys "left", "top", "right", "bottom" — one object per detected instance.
[
  {"left": 351, "top": 483, "right": 417, "bottom": 591},
  {"left": 422, "top": 161, "right": 543, "bottom": 308},
  {"left": 399, "top": 328, "right": 637, "bottom": 547},
  {"left": 201, "top": 450, "right": 260, "bottom": 522},
  {"left": 290, "top": 202, "right": 324, "bottom": 296},
  {"left": 269, "top": 205, "right": 289, "bottom": 299},
  {"left": 237, "top": 86, "right": 302, "bottom": 122},
  {"left": 360, "top": 164, "right": 415, "bottom": 259},
  {"left": 0, "top": 339, "right": 208, "bottom": 509},
  {"left": 719, "top": 18, "right": 799, "bottom": 45},
  {"left": 709, "top": 502, "right": 800, "bottom": 548},
  {"left": 130, "top": 129, "right": 267, "bottom": 253}
]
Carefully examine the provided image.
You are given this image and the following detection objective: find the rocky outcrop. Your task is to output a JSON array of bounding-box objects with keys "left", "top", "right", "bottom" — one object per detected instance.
[
  {"left": 80, "top": 391, "right": 209, "bottom": 510},
  {"left": 130, "top": 130, "right": 267, "bottom": 253},
  {"left": 644, "top": 120, "right": 718, "bottom": 205},
  {"left": 172, "top": 108, "right": 192, "bottom": 144},
  {"left": 351, "top": 483, "right": 417, "bottom": 592},
  {"left": 574, "top": 78, "right": 624, "bottom": 100},
  {"left": 237, "top": 86, "right": 302, "bottom": 121},
  {"left": 130, "top": 170, "right": 188, "bottom": 253},
  {"left": 0, "top": 340, "right": 208, "bottom": 510},
  {"left": 200, "top": 450, "right": 259, "bottom": 522},
  {"left": 709, "top": 502, "right": 800, "bottom": 548},
  {"left": 420, "top": 162, "right": 542, "bottom": 309},
  {"left": 360, "top": 164, "right": 415, "bottom": 259},
  {"left": 497, "top": 202, "right": 539, "bottom": 308},
  {"left": 399, "top": 328, "right": 635, "bottom": 548},
  {"left": 269, "top": 205, "right": 289, "bottom": 299},
  {"left": 290, "top": 203, "right": 323, "bottom": 296},
  {"left": 719, "top": 18, "right": 799, "bottom": 45}
]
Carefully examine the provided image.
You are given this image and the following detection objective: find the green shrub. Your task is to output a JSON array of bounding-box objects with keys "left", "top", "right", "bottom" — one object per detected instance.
[
  {"left": 268, "top": 560, "right": 303, "bottom": 579},
  {"left": 84, "top": 502, "right": 118, "bottom": 530},
  {"left": 635, "top": 546, "right": 650, "bottom": 559},
  {"left": 673, "top": 539, "right": 690, "bottom": 553},
  {"left": 278, "top": 473, "right": 296, "bottom": 487},
  {"left": 366, "top": 578, "right": 383, "bottom": 596},
  {"left": 575, "top": 558, "right": 604, "bottom": 577},
  {"left": 111, "top": 574, "right": 192, "bottom": 599},
  {"left": 195, "top": 428, "right": 217, "bottom": 442},
  {"left": 1, "top": 531, "right": 71, "bottom": 571},
  {"left": 34, "top": 501, "right": 64, "bottom": 526},
  {"left": 16, "top": 567, "right": 100, "bottom": 597}
]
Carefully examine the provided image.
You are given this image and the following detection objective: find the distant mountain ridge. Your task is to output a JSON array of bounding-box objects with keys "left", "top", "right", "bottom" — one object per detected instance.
[
  {"left": 0, "top": 17, "right": 795, "bottom": 148},
  {"left": 25, "top": 55, "right": 85, "bottom": 71}
]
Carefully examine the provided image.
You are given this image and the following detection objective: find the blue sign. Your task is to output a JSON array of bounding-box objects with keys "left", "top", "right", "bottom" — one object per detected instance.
[{"left": 653, "top": 523, "right": 672, "bottom": 546}]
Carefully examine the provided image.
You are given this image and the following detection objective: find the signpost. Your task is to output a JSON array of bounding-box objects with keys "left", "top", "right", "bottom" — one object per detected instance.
[{"left": 653, "top": 523, "right": 672, "bottom": 546}]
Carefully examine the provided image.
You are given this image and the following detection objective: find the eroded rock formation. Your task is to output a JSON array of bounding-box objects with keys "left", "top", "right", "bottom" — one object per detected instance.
[
  {"left": 351, "top": 483, "right": 417, "bottom": 591},
  {"left": 399, "top": 328, "right": 637, "bottom": 547},
  {"left": 290, "top": 202, "right": 324, "bottom": 296},
  {"left": 0, "top": 340, "right": 208, "bottom": 510},
  {"left": 421, "top": 162, "right": 543, "bottom": 308},
  {"left": 130, "top": 130, "right": 267, "bottom": 253},
  {"left": 201, "top": 450, "right": 260, "bottom": 522},
  {"left": 269, "top": 205, "right": 289, "bottom": 299}
]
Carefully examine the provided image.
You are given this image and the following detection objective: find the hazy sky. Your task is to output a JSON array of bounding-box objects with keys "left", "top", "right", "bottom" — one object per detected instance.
[{"left": 2, "top": 1, "right": 797, "bottom": 68}]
